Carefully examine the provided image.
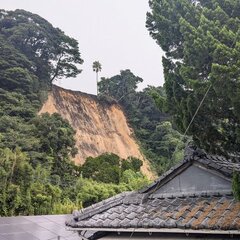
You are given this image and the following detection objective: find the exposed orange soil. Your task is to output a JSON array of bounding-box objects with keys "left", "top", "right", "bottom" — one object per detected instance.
[{"left": 39, "top": 86, "right": 155, "bottom": 179}]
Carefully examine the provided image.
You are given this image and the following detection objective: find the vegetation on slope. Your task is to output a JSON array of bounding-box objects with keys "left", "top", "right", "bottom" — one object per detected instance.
[
  {"left": 147, "top": 0, "right": 240, "bottom": 198},
  {"left": 0, "top": 9, "right": 148, "bottom": 216},
  {"left": 147, "top": 0, "right": 240, "bottom": 157},
  {"left": 98, "top": 70, "right": 187, "bottom": 175},
  {"left": 0, "top": 9, "right": 84, "bottom": 215}
]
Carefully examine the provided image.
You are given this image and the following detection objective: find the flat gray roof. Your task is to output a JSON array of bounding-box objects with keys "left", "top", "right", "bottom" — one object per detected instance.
[{"left": 0, "top": 215, "right": 79, "bottom": 240}]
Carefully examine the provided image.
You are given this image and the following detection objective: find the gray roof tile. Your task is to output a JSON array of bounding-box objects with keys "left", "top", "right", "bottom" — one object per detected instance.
[
  {"left": 66, "top": 194, "right": 240, "bottom": 231},
  {"left": 67, "top": 148, "right": 240, "bottom": 235},
  {"left": 110, "top": 219, "right": 120, "bottom": 227},
  {"left": 128, "top": 218, "right": 139, "bottom": 228}
]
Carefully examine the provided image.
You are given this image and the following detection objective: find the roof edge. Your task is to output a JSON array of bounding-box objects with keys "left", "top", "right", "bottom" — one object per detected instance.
[
  {"left": 66, "top": 227, "right": 240, "bottom": 235},
  {"left": 68, "top": 192, "right": 132, "bottom": 222}
]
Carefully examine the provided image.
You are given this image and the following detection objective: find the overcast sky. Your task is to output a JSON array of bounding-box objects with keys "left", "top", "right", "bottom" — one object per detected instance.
[{"left": 0, "top": 0, "right": 164, "bottom": 94}]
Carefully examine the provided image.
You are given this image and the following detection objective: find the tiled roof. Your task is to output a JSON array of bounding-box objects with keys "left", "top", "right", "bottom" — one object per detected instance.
[
  {"left": 66, "top": 148, "right": 240, "bottom": 235},
  {"left": 67, "top": 192, "right": 240, "bottom": 231}
]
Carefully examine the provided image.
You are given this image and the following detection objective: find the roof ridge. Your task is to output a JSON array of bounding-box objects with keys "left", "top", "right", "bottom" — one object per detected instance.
[
  {"left": 149, "top": 190, "right": 233, "bottom": 199},
  {"left": 194, "top": 155, "right": 240, "bottom": 176}
]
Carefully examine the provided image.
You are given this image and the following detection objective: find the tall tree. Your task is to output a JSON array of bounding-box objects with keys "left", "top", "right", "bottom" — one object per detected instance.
[
  {"left": 92, "top": 61, "right": 102, "bottom": 95},
  {"left": 98, "top": 69, "right": 143, "bottom": 102},
  {"left": 0, "top": 9, "right": 83, "bottom": 86},
  {"left": 147, "top": 0, "right": 240, "bottom": 157}
]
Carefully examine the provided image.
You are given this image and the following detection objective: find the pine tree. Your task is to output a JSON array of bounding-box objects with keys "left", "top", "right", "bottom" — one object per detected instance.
[{"left": 147, "top": 0, "right": 240, "bottom": 157}]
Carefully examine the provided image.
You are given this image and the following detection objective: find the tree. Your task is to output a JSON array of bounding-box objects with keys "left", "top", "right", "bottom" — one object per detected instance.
[
  {"left": 147, "top": 0, "right": 240, "bottom": 157},
  {"left": 233, "top": 172, "right": 240, "bottom": 201},
  {"left": 81, "top": 153, "right": 145, "bottom": 184},
  {"left": 98, "top": 69, "right": 142, "bottom": 102},
  {"left": 92, "top": 61, "right": 102, "bottom": 95},
  {"left": 81, "top": 153, "right": 121, "bottom": 184},
  {"left": 0, "top": 9, "right": 83, "bottom": 86},
  {"left": 32, "top": 113, "right": 78, "bottom": 180},
  {"left": 0, "top": 148, "right": 34, "bottom": 216}
]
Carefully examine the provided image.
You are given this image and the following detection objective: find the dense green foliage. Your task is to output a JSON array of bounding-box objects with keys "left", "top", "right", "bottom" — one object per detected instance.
[
  {"left": 71, "top": 170, "right": 149, "bottom": 208},
  {"left": 0, "top": 9, "right": 84, "bottom": 216},
  {"left": 82, "top": 153, "right": 143, "bottom": 184},
  {"left": 78, "top": 154, "right": 149, "bottom": 207},
  {"left": 0, "top": 147, "right": 148, "bottom": 215},
  {"left": 0, "top": 9, "right": 83, "bottom": 85},
  {"left": 147, "top": 0, "right": 240, "bottom": 157},
  {"left": 0, "top": 147, "right": 76, "bottom": 216},
  {"left": 0, "top": 10, "right": 149, "bottom": 216},
  {"left": 147, "top": 0, "right": 240, "bottom": 199},
  {"left": 98, "top": 70, "right": 186, "bottom": 175}
]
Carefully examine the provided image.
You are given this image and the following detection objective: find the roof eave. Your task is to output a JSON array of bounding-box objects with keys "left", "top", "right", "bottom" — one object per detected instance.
[{"left": 66, "top": 227, "right": 240, "bottom": 235}]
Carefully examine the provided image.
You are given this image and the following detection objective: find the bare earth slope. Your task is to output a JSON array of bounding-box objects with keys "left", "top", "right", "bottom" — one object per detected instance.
[{"left": 39, "top": 86, "right": 154, "bottom": 179}]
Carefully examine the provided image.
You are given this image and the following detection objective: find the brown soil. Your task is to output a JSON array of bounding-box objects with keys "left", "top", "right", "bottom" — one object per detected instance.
[{"left": 39, "top": 86, "right": 155, "bottom": 179}]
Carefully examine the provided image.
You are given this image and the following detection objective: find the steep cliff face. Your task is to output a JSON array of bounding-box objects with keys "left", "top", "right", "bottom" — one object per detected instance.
[{"left": 39, "top": 86, "right": 154, "bottom": 178}]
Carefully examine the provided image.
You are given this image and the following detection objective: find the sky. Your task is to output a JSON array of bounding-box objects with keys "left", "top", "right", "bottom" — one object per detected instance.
[{"left": 0, "top": 0, "right": 164, "bottom": 94}]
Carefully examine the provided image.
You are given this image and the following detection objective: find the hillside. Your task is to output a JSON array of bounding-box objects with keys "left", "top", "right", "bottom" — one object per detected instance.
[
  {"left": 0, "top": 9, "right": 153, "bottom": 216},
  {"left": 39, "top": 86, "right": 153, "bottom": 178},
  {"left": 98, "top": 70, "right": 186, "bottom": 175}
]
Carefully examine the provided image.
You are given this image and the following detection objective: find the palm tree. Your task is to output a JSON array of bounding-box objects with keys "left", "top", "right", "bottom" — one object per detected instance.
[{"left": 92, "top": 61, "right": 102, "bottom": 96}]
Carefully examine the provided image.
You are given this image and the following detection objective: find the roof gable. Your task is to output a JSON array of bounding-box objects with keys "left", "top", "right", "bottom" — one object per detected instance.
[
  {"left": 140, "top": 148, "right": 239, "bottom": 194},
  {"left": 153, "top": 164, "right": 231, "bottom": 196}
]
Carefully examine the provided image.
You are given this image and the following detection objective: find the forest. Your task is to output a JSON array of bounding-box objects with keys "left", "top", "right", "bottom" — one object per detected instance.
[
  {"left": 0, "top": 9, "right": 149, "bottom": 216},
  {"left": 146, "top": 0, "right": 240, "bottom": 198}
]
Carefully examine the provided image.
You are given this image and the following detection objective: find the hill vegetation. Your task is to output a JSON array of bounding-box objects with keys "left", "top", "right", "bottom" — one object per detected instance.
[
  {"left": 2, "top": 0, "right": 239, "bottom": 214},
  {"left": 147, "top": 0, "right": 240, "bottom": 157},
  {"left": 98, "top": 70, "right": 187, "bottom": 175},
  {"left": 0, "top": 9, "right": 148, "bottom": 216},
  {"left": 147, "top": 0, "right": 240, "bottom": 197}
]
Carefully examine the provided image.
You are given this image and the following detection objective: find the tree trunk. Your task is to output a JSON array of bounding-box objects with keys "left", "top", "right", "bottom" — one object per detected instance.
[{"left": 96, "top": 71, "right": 98, "bottom": 96}]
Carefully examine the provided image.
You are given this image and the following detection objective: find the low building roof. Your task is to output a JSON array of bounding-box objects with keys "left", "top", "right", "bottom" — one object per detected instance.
[
  {"left": 67, "top": 191, "right": 239, "bottom": 230},
  {"left": 66, "top": 148, "right": 240, "bottom": 239},
  {"left": 0, "top": 214, "right": 79, "bottom": 240}
]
